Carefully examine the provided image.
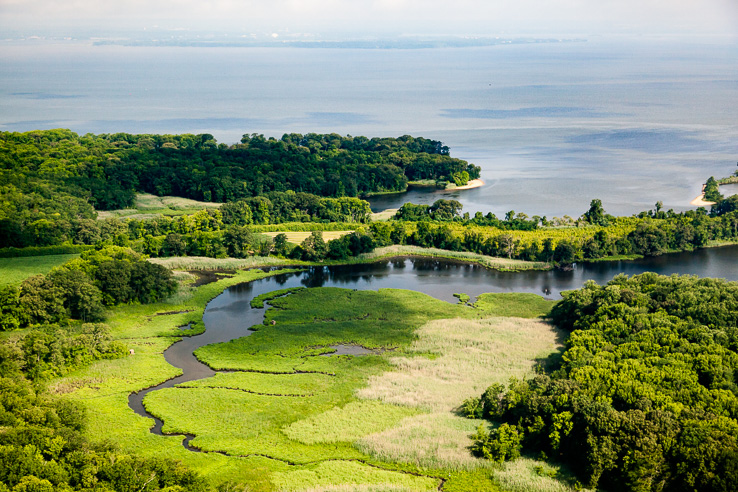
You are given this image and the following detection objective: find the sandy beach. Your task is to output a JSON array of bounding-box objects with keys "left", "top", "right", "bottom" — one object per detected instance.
[
  {"left": 690, "top": 183, "right": 716, "bottom": 207},
  {"left": 448, "top": 178, "right": 485, "bottom": 191},
  {"left": 690, "top": 194, "right": 716, "bottom": 207}
]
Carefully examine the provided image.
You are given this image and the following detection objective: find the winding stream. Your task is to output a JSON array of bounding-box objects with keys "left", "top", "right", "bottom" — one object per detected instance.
[{"left": 129, "top": 246, "right": 738, "bottom": 450}]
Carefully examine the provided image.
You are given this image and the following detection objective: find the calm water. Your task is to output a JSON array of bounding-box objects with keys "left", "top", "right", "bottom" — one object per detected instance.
[{"left": 2, "top": 38, "right": 738, "bottom": 217}]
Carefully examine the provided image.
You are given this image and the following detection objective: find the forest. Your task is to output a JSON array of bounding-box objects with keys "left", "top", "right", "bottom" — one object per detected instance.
[
  {"left": 0, "top": 129, "right": 478, "bottom": 206},
  {"left": 465, "top": 273, "right": 738, "bottom": 491}
]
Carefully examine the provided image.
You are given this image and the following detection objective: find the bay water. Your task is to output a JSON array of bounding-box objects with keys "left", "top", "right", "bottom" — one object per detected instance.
[{"left": 2, "top": 38, "right": 737, "bottom": 218}]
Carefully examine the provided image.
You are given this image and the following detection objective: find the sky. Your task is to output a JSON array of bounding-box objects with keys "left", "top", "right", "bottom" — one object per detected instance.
[{"left": 2, "top": 0, "right": 738, "bottom": 37}]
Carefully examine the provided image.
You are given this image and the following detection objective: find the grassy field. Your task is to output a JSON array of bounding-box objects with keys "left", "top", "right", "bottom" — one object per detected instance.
[
  {"left": 371, "top": 208, "right": 399, "bottom": 221},
  {"left": 149, "top": 255, "right": 298, "bottom": 270},
  {"left": 97, "top": 192, "right": 222, "bottom": 219},
  {"left": 261, "top": 230, "right": 353, "bottom": 244},
  {"left": 359, "top": 246, "right": 550, "bottom": 271},
  {"left": 55, "top": 267, "right": 582, "bottom": 491},
  {"left": 0, "top": 253, "right": 79, "bottom": 286}
]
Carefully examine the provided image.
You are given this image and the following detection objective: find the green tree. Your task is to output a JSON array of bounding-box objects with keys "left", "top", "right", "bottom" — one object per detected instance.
[
  {"left": 299, "top": 231, "right": 327, "bottom": 261},
  {"left": 583, "top": 199, "right": 609, "bottom": 226},
  {"left": 223, "top": 226, "right": 255, "bottom": 258}
]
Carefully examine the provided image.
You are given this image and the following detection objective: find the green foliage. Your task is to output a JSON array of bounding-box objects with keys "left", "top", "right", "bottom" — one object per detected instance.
[
  {"left": 453, "top": 293, "right": 471, "bottom": 305},
  {"left": 249, "top": 287, "right": 305, "bottom": 308},
  {"left": 471, "top": 423, "right": 523, "bottom": 463},
  {"left": 1, "top": 130, "right": 477, "bottom": 249},
  {"left": 704, "top": 176, "right": 724, "bottom": 202},
  {"left": 712, "top": 194, "right": 738, "bottom": 217},
  {"left": 295, "top": 231, "right": 328, "bottom": 261},
  {"left": 473, "top": 293, "right": 555, "bottom": 318},
  {"left": 1, "top": 246, "right": 176, "bottom": 331},
  {"left": 0, "top": 245, "right": 92, "bottom": 258},
  {"left": 472, "top": 273, "right": 738, "bottom": 491},
  {"left": 282, "top": 400, "right": 419, "bottom": 444},
  {"left": 582, "top": 199, "right": 609, "bottom": 226}
]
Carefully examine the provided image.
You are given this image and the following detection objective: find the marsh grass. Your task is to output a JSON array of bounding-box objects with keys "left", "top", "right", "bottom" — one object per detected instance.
[
  {"left": 357, "top": 317, "right": 563, "bottom": 412},
  {"left": 356, "top": 413, "right": 493, "bottom": 471},
  {"left": 271, "top": 461, "right": 439, "bottom": 492},
  {"left": 283, "top": 401, "right": 419, "bottom": 444},
  {"left": 55, "top": 271, "right": 561, "bottom": 491},
  {"left": 149, "top": 256, "right": 298, "bottom": 270},
  {"left": 494, "top": 458, "right": 590, "bottom": 492},
  {"left": 197, "top": 288, "right": 470, "bottom": 373},
  {"left": 0, "top": 253, "right": 79, "bottom": 286},
  {"left": 358, "top": 246, "right": 549, "bottom": 271},
  {"left": 251, "top": 287, "right": 306, "bottom": 308},
  {"left": 177, "top": 371, "right": 333, "bottom": 396},
  {"left": 143, "top": 386, "right": 367, "bottom": 463}
]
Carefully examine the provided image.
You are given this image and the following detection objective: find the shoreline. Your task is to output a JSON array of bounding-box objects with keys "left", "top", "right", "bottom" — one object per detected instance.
[
  {"left": 445, "top": 178, "right": 484, "bottom": 191},
  {"left": 690, "top": 194, "right": 715, "bottom": 207}
]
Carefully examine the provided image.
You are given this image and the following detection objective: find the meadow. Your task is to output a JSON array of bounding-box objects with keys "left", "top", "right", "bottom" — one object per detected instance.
[
  {"left": 0, "top": 253, "right": 80, "bottom": 286},
  {"left": 97, "top": 192, "right": 222, "bottom": 219},
  {"left": 261, "top": 231, "right": 353, "bottom": 244},
  {"left": 54, "top": 267, "right": 586, "bottom": 491}
]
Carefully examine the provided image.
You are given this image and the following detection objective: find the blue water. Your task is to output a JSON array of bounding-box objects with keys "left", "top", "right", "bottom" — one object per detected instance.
[{"left": 1, "top": 38, "right": 737, "bottom": 217}]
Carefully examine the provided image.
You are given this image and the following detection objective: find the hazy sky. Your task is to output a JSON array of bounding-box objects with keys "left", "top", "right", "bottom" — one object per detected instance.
[{"left": 2, "top": 0, "right": 737, "bottom": 36}]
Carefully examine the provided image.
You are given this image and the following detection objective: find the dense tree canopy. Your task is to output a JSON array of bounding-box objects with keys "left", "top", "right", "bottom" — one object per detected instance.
[
  {"left": 468, "top": 273, "right": 738, "bottom": 491},
  {"left": 0, "top": 129, "right": 478, "bottom": 209}
]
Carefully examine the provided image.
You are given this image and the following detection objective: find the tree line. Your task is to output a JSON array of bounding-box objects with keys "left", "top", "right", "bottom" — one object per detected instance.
[
  {"left": 464, "top": 273, "right": 738, "bottom": 491},
  {"left": 0, "top": 129, "right": 479, "bottom": 210},
  {"left": 0, "top": 246, "right": 176, "bottom": 331},
  {"left": 0, "top": 323, "right": 210, "bottom": 491},
  {"left": 0, "top": 189, "right": 371, "bottom": 249}
]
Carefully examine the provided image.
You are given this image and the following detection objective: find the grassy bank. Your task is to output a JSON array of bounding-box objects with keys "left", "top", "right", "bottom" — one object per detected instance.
[
  {"left": 147, "top": 246, "right": 550, "bottom": 273},
  {"left": 358, "top": 245, "right": 551, "bottom": 271}
]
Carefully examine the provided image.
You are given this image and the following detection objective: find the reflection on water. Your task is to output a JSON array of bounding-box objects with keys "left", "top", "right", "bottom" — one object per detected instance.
[{"left": 212, "top": 245, "right": 738, "bottom": 312}]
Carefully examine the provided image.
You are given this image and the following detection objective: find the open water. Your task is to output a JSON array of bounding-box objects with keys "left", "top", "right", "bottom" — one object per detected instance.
[{"left": 2, "top": 37, "right": 738, "bottom": 217}]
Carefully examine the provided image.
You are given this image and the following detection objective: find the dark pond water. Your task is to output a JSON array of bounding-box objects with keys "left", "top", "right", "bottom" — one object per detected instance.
[{"left": 129, "top": 245, "right": 738, "bottom": 449}]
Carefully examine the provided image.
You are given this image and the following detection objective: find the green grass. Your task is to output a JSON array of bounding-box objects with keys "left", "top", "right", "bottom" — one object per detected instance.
[
  {"left": 251, "top": 287, "right": 306, "bottom": 308},
  {"left": 358, "top": 246, "right": 550, "bottom": 271},
  {"left": 271, "top": 460, "right": 440, "bottom": 491},
  {"left": 149, "top": 255, "right": 298, "bottom": 270},
  {"left": 177, "top": 371, "right": 333, "bottom": 396},
  {"left": 144, "top": 386, "right": 368, "bottom": 463},
  {"left": 284, "top": 401, "right": 419, "bottom": 445},
  {"left": 97, "top": 193, "right": 222, "bottom": 219},
  {"left": 0, "top": 254, "right": 79, "bottom": 286},
  {"left": 473, "top": 293, "right": 556, "bottom": 318}
]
